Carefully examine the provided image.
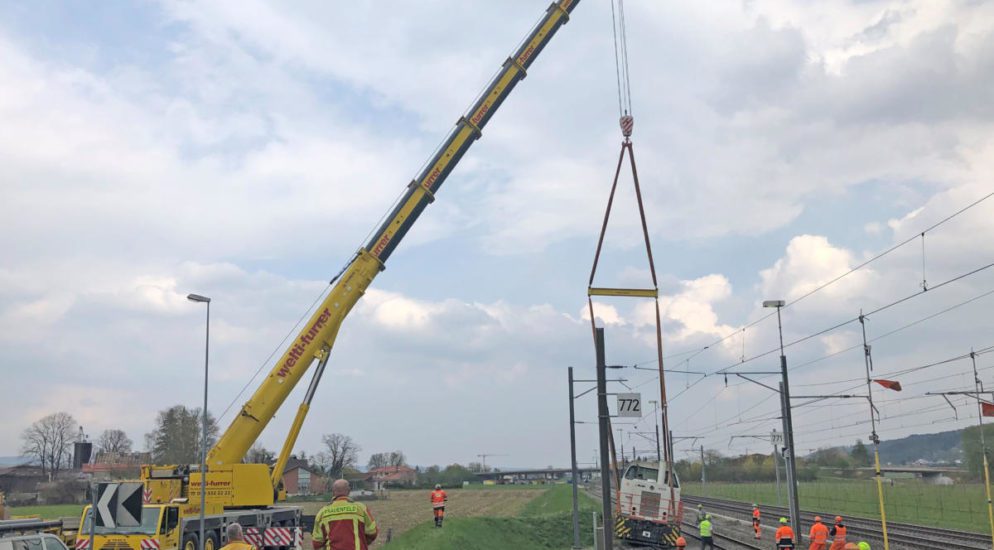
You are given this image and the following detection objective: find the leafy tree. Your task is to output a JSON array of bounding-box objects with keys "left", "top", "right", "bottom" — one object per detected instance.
[
  {"left": 415, "top": 464, "right": 479, "bottom": 488},
  {"left": 145, "top": 405, "right": 218, "bottom": 464},
  {"left": 962, "top": 425, "right": 994, "bottom": 478},
  {"left": 97, "top": 429, "right": 133, "bottom": 455},
  {"left": 316, "top": 434, "right": 360, "bottom": 478},
  {"left": 850, "top": 439, "right": 871, "bottom": 467},
  {"left": 809, "top": 447, "right": 852, "bottom": 470},
  {"left": 21, "top": 412, "right": 78, "bottom": 477},
  {"left": 440, "top": 464, "right": 476, "bottom": 486}
]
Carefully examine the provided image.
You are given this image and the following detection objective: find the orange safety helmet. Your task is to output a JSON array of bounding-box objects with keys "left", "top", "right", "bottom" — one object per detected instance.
[
  {"left": 835, "top": 516, "right": 843, "bottom": 523},
  {"left": 675, "top": 536, "right": 687, "bottom": 547}
]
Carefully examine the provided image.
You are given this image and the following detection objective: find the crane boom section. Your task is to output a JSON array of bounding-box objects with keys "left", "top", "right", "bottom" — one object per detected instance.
[
  {"left": 207, "top": 0, "right": 580, "bottom": 466},
  {"left": 365, "top": 1, "right": 578, "bottom": 262}
]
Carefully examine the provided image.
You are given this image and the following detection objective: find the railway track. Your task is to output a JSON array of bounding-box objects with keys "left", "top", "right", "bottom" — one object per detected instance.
[
  {"left": 679, "top": 519, "right": 764, "bottom": 550},
  {"left": 685, "top": 494, "right": 991, "bottom": 550},
  {"left": 584, "top": 483, "right": 765, "bottom": 550}
]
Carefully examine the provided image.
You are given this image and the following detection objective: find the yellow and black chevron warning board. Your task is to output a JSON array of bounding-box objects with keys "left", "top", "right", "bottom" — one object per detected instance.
[{"left": 615, "top": 514, "right": 682, "bottom": 548}]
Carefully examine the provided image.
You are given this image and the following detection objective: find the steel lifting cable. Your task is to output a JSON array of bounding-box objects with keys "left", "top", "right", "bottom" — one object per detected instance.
[{"left": 609, "top": 0, "right": 635, "bottom": 136}]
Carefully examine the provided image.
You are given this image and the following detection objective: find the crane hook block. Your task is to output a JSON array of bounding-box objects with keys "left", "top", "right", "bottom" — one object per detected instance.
[{"left": 620, "top": 115, "right": 634, "bottom": 137}]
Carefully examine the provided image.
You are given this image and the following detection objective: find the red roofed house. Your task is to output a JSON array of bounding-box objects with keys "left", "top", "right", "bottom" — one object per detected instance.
[
  {"left": 282, "top": 458, "right": 327, "bottom": 496},
  {"left": 367, "top": 466, "right": 417, "bottom": 489}
]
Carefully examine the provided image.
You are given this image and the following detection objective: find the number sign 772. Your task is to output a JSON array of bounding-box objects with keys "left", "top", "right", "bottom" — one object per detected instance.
[{"left": 617, "top": 393, "right": 642, "bottom": 417}]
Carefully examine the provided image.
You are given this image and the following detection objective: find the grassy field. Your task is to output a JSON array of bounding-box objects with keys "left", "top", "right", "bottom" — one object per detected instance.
[
  {"left": 684, "top": 480, "right": 991, "bottom": 533},
  {"left": 389, "top": 484, "right": 599, "bottom": 549},
  {"left": 299, "top": 485, "right": 545, "bottom": 548},
  {"left": 9, "top": 504, "right": 83, "bottom": 520}
]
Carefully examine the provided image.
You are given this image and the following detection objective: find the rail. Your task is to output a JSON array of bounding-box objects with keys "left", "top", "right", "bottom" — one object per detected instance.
[{"left": 685, "top": 494, "right": 990, "bottom": 550}]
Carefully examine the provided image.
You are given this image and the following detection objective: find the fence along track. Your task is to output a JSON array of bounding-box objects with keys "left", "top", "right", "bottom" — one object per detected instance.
[{"left": 685, "top": 495, "right": 990, "bottom": 550}]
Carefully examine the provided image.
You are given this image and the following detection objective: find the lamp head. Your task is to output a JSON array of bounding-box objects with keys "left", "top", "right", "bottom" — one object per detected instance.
[
  {"left": 187, "top": 293, "right": 211, "bottom": 303},
  {"left": 762, "top": 300, "right": 785, "bottom": 308}
]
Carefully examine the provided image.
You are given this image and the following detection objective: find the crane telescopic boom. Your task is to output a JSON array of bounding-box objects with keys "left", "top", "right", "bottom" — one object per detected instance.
[{"left": 207, "top": 0, "right": 581, "bottom": 468}]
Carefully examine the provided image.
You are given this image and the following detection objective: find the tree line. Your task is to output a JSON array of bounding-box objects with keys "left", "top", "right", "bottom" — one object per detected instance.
[
  {"left": 19, "top": 409, "right": 410, "bottom": 481},
  {"left": 673, "top": 440, "right": 874, "bottom": 483},
  {"left": 20, "top": 407, "right": 217, "bottom": 477}
]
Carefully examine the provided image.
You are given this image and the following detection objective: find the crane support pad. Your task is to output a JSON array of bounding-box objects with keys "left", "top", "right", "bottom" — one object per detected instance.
[{"left": 588, "top": 287, "right": 658, "bottom": 298}]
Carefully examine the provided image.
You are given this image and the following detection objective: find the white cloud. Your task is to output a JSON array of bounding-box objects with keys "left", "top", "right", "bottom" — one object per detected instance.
[
  {"left": 3, "top": 0, "right": 994, "bottom": 467},
  {"left": 581, "top": 302, "right": 625, "bottom": 327},
  {"left": 759, "top": 235, "right": 878, "bottom": 309}
]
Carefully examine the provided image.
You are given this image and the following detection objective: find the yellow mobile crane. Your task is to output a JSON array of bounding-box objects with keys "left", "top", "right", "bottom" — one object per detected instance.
[{"left": 77, "top": 3, "right": 580, "bottom": 550}]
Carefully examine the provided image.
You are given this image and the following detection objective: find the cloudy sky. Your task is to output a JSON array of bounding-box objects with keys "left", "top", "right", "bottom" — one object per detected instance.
[{"left": 2, "top": 0, "right": 994, "bottom": 470}]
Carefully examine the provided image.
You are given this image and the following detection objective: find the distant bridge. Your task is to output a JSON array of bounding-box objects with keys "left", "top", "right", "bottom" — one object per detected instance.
[
  {"left": 857, "top": 465, "right": 965, "bottom": 483},
  {"left": 474, "top": 467, "right": 600, "bottom": 482}
]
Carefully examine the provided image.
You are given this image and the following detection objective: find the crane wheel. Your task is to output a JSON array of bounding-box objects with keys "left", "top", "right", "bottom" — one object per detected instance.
[
  {"left": 182, "top": 533, "right": 199, "bottom": 550},
  {"left": 204, "top": 531, "right": 219, "bottom": 550}
]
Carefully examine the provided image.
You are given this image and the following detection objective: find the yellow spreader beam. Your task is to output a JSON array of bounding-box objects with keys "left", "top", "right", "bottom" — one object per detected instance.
[{"left": 588, "top": 287, "right": 658, "bottom": 298}]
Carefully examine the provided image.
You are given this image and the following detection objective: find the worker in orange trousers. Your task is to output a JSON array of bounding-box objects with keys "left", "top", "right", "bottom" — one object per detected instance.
[
  {"left": 430, "top": 484, "right": 448, "bottom": 528},
  {"left": 828, "top": 516, "right": 847, "bottom": 550},
  {"left": 808, "top": 516, "right": 829, "bottom": 550},
  {"left": 752, "top": 503, "right": 761, "bottom": 540}
]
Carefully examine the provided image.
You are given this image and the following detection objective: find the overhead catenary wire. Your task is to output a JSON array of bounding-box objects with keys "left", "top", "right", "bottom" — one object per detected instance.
[
  {"left": 628, "top": 191, "right": 994, "bottom": 370},
  {"left": 788, "top": 286, "right": 994, "bottom": 382},
  {"left": 627, "top": 259, "right": 994, "bottom": 399},
  {"left": 687, "top": 346, "right": 994, "bottom": 447},
  {"left": 715, "top": 260, "right": 994, "bottom": 375}
]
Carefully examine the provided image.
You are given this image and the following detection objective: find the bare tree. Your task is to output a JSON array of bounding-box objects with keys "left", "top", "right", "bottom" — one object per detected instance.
[
  {"left": 367, "top": 453, "right": 390, "bottom": 470},
  {"left": 21, "top": 412, "right": 78, "bottom": 477},
  {"left": 317, "top": 434, "right": 359, "bottom": 478},
  {"left": 467, "top": 461, "right": 491, "bottom": 473},
  {"left": 245, "top": 444, "right": 276, "bottom": 465},
  {"left": 388, "top": 451, "right": 406, "bottom": 467},
  {"left": 367, "top": 450, "right": 405, "bottom": 470},
  {"left": 97, "top": 429, "right": 133, "bottom": 455}
]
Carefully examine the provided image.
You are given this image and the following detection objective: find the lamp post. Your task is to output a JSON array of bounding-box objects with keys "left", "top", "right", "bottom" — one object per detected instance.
[
  {"left": 763, "top": 299, "right": 801, "bottom": 540},
  {"left": 187, "top": 293, "right": 210, "bottom": 550}
]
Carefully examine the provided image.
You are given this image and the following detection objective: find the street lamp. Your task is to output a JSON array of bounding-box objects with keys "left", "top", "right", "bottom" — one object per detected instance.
[
  {"left": 187, "top": 293, "right": 210, "bottom": 550},
  {"left": 763, "top": 299, "right": 801, "bottom": 538}
]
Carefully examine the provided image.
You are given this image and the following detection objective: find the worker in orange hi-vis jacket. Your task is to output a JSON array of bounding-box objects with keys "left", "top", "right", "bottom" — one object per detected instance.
[
  {"left": 775, "top": 517, "right": 796, "bottom": 550},
  {"left": 430, "top": 484, "right": 448, "bottom": 528},
  {"left": 829, "top": 516, "right": 848, "bottom": 550},
  {"left": 751, "top": 503, "right": 761, "bottom": 540},
  {"left": 808, "top": 516, "right": 829, "bottom": 550}
]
